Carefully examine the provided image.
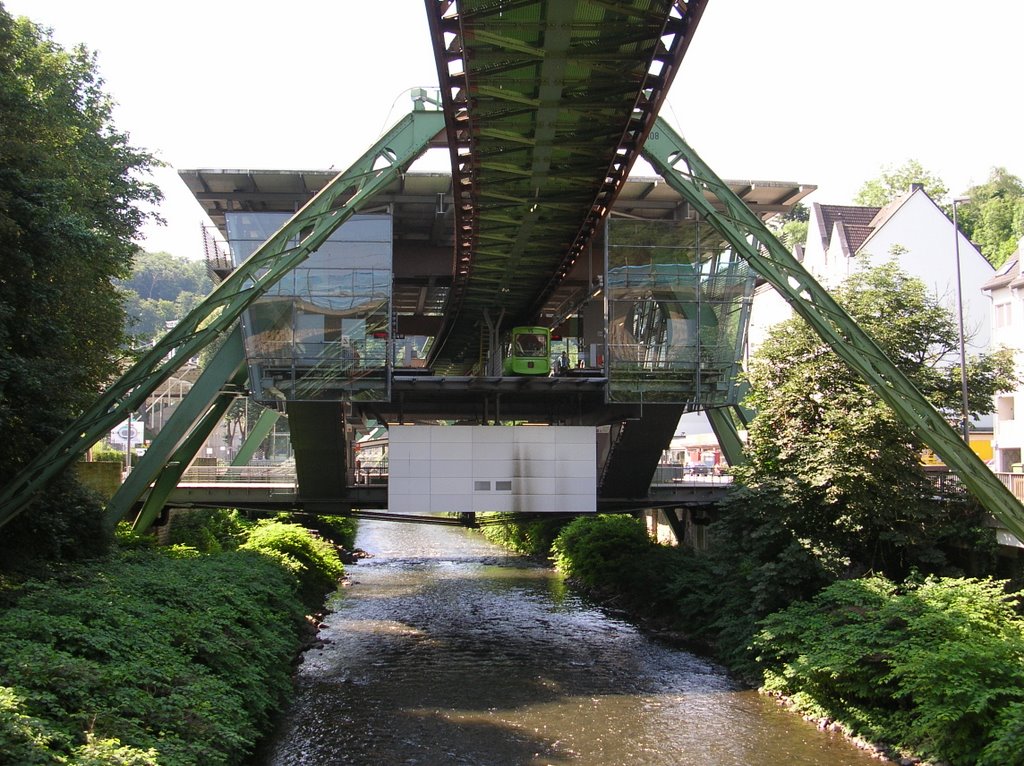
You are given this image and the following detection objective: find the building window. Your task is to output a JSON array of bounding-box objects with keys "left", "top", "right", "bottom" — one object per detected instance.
[
  {"left": 994, "top": 302, "right": 1012, "bottom": 328},
  {"left": 474, "top": 481, "right": 491, "bottom": 491},
  {"left": 997, "top": 396, "right": 1016, "bottom": 422}
]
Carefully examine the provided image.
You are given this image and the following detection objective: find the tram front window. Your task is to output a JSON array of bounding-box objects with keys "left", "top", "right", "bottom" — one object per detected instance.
[{"left": 514, "top": 333, "right": 547, "bottom": 357}]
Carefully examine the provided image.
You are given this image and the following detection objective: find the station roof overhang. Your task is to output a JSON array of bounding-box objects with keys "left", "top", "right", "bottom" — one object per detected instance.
[
  {"left": 179, "top": 168, "right": 815, "bottom": 335},
  {"left": 180, "top": 168, "right": 814, "bottom": 238}
]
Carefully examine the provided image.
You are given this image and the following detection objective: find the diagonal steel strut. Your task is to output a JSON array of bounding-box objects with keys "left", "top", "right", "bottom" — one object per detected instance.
[
  {"left": 642, "top": 117, "right": 1024, "bottom": 541},
  {"left": 0, "top": 110, "right": 445, "bottom": 529}
]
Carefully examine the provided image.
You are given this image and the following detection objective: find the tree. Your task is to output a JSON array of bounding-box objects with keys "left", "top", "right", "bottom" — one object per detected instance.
[
  {"left": 768, "top": 202, "right": 809, "bottom": 250},
  {"left": 953, "top": 167, "right": 1024, "bottom": 268},
  {"left": 120, "top": 250, "right": 213, "bottom": 344},
  {"left": 855, "top": 160, "right": 948, "bottom": 207},
  {"left": 734, "top": 260, "right": 1016, "bottom": 580},
  {"left": 0, "top": 7, "right": 161, "bottom": 566}
]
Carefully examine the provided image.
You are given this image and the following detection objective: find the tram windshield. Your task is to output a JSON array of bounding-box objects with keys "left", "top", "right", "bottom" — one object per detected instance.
[{"left": 513, "top": 333, "right": 548, "bottom": 357}]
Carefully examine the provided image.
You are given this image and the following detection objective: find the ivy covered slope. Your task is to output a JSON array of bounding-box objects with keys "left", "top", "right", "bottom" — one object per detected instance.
[{"left": 0, "top": 514, "right": 347, "bottom": 766}]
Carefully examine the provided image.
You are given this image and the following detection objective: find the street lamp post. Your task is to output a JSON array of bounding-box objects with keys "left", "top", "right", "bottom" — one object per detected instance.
[{"left": 951, "top": 198, "right": 971, "bottom": 444}]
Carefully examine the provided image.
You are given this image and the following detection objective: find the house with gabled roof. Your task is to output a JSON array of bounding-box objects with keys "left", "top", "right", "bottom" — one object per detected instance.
[
  {"left": 982, "top": 243, "right": 1024, "bottom": 476},
  {"left": 749, "top": 185, "right": 996, "bottom": 356}
]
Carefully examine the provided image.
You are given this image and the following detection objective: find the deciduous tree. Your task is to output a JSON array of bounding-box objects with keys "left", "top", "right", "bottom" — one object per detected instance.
[
  {"left": 855, "top": 159, "right": 948, "bottom": 207},
  {"left": 0, "top": 7, "right": 161, "bottom": 566},
  {"left": 734, "top": 260, "right": 1016, "bottom": 579}
]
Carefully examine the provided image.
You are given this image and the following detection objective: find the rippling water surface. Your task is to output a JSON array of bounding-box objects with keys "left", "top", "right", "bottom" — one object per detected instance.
[{"left": 258, "top": 519, "right": 882, "bottom": 765}]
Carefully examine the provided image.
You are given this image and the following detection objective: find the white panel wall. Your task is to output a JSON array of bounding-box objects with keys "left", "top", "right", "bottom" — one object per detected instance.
[{"left": 388, "top": 425, "right": 596, "bottom": 513}]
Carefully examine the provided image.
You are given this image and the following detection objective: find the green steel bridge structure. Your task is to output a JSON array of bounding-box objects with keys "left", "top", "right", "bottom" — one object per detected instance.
[{"left": 0, "top": 0, "right": 1021, "bottom": 541}]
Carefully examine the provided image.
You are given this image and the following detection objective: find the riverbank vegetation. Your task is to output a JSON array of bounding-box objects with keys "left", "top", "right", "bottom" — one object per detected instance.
[
  {"left": 493, "top": 263, "right": 1024, "bottom": 765},
  {"left": 0, "top": 511, "right": 349, "bottom": 765}
]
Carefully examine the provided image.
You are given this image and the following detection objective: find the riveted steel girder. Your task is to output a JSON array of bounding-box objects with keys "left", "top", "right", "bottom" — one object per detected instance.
[
  {"left": 130, "top": 365, "right": 250, "bottom": 534},
  {"left": 642, "top": 117, "right": 1024, "bottom": 540},
  {"left": 0, "top": 110, "right": 445, "bottom": 529},
  {"left": 103, "top": 326, "right": 247, "bottom": 528},
  {"left": 425, "top": 0, "right": 708, "bottom": 373},
  {"left": 231, "top": 408, "right": 281, "bottom": 467}
]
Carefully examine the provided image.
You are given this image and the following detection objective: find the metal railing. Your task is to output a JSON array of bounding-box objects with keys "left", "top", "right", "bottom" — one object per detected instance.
[
  {"left": 996, "top": 472, "right": 1024, "bottom": 503},
  {"left": 650, "top": 464, "right": 733, "bottom": 486},
  {"left": 179, "top": 463, "right": 297, "bottom": 484}
]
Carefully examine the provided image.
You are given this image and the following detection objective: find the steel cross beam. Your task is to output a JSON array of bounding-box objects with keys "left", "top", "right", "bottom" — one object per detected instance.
[
  {"left": 128, "top": 365, "right": 251, "bottom": 534},
  {"left": 642, "top": 117, "right": 1024, "bottom": 541},
  {"left": 102, "top": 326, "right": 247, "bottom": 527},
  {"left": 0, "top": 109, "right": 446, "bottom": 529}
]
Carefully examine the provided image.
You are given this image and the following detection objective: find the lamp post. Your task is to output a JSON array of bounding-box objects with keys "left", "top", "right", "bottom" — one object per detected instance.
[{"left": 951, "top": 198, "right": 971, "bottom": 444}]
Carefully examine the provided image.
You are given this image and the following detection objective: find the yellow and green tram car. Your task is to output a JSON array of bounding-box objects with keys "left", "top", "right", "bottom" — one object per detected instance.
[{"left": 503, "top": 326, "right": 551, "bottom": 376}]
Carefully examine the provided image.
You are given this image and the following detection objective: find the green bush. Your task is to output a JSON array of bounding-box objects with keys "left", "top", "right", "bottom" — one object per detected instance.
[
  {"left": 89, "top": 446, "right": 125, "bottom": 463},
  {"left": 241, "top": 520, "right": 344, "bottom": 605},
  {"left": 479, "top": 516, "right": 567, "bottom": 556},
  {"left": 756, "top": 576, "right": 1024, "bottom": 765},
  {"left": 550, "top": 514, "right": 693, "bottom": 612},
  {"left": 0, "top": 475, "right": 110, "bottom": 574},
  {"left": 273, "top": 513, "right": 358, "bottom": 550},
  {"left": 165, "top": 508, "right": 249, "bottom": 553},
  {"left": 0, "top": 548, "right": 305, "bottom": 765}
]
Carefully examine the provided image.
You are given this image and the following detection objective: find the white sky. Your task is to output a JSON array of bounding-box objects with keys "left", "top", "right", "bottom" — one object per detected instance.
[{"left": 7, "top": 0, "right": 1023, "bottom": 260}]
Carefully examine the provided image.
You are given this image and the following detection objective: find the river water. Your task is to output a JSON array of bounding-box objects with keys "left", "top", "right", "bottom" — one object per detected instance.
[{"left": 258, "top": 519, "right": 884, "bottom": 765}]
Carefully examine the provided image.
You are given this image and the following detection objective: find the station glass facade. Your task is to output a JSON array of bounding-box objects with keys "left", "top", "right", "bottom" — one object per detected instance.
[
  {"left": 225, "top": 212, "right": 392, "bottom": 403},
  {"left": 605, "top": 216, "right": 755, "bottom": 404}
]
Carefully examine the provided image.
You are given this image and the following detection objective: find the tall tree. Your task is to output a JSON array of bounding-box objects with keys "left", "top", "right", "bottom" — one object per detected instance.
[
  {"left": 735, "top": 260, "right": 1016, "bottom": 579},
  {"left": 855, "top": 159, "right": 948, "bottom": 207},
  {"left": 0, "top": 6, "right": 161, "bottom": 565},
  {"left": 953, "top": 167, "right": 1024, "bottom": 268},
  {"left": 120, "top": 251, "right": 213, "bottom": 344}
]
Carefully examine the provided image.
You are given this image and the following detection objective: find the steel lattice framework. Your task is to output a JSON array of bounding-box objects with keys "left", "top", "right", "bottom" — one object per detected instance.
[{"left": 425, "top": 0, "right": 707, "bottom": 372}]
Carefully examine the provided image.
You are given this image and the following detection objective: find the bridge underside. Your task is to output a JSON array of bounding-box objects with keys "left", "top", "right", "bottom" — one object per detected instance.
[{"left": 2, "top": 0, "right": 1022, "bottom": 542}]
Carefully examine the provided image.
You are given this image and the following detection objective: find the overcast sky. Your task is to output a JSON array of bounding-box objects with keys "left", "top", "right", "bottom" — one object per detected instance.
[{"left": 7, "top": 0, "right": 1023, "bottom": 260}]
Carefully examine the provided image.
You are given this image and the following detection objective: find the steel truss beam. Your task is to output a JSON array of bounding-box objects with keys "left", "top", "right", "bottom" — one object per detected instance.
[
  {"left": 103, "top": 327, "right": 247, "bottom": 528},
  {"left": 642, "top": 117, "right": 1024, "bottom": 540},
  {"left": 129, "top": 365, "right": 251, "bottom": 534},
  {"left": 0, "top": 110, "right": 446, "bottom": 529},
  {"left": 231, "top": 407, "right": 281, "bottom": 467},
  {"left": 705, "top": 406, "right": 747, "bottom": 468}
]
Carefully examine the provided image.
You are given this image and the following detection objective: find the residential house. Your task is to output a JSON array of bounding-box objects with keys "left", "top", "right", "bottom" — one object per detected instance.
[
  {"left": 749, "top": 185, "right": 996, "bottom": 358},
  {"left": 982, "top": 242, "right": 1024, "bottom": 474}
]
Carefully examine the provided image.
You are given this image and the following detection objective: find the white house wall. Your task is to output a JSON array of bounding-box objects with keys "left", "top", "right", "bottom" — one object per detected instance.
[
  {"left": 388, "top": 425, "right": 596, "bottom": 514},
  {"left": 856, "top": 191, "right": 993, "bottom": 352},
  {"left": 986, "top": 249, "right": 1024, "bottom": 471}
]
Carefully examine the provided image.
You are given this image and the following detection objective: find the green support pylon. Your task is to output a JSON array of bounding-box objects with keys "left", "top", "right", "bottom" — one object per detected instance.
[
  {"left": 0, "top": 109, "right": 445, "bottom": 529},
  {"left": 231, "top": 408, "right": 280, "bottom": 467},
  {"left": 706, "top": 406, "right": 746, "bottom": 467},
  {"left": 643, "top": 117, "right": 1024, "bottom": 541},
  {"left": 130, "top": 365, "right": 250, "bottom": 534},
  {"left": 103, "top": 327, "right": 246, "bottom": 528}
]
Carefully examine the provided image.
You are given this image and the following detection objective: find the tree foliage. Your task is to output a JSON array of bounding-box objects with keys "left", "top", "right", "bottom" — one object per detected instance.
[
  {"left": 120, "top": 251, "right": 212, "bottom": 344},
  {"left": 736, "top": 260, "right": 1015, "bottom": 580},
  {"left": 756, "top": 576, "right": 1024, "bottom": 766},
  {"left": 0, "top": 7, "right": 161, "bottom": 564},
  {"left": 955, "top": 167, "right": 1024, "bottom": 268},
  {"left": 855, "top": 160, "right": 948, "bottom": 207},
  {"left": 768, "top": 202, "right": 809, "bottom": 250}
]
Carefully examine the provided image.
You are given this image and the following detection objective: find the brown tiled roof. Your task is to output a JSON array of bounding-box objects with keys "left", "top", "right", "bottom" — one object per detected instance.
[
  {"left": 816, "top": 204, "right": 881, "bottom": 252},
  {"left": 983, "top": 256, "right": 1020, "bottom": 291}
]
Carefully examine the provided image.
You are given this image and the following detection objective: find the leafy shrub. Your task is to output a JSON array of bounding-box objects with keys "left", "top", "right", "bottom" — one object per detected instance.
[
  {"left": 756, "top": 575, "right": 1024, "bottom": 765},
  {"left": 550, "top": 514, "right": 694, "bottom": 612},
  {"left": 479, "top": 516, "right": 567, "bottom": 556},
  {"left": 0, "top": 548, "right": 305, "bottom": 765},
  {"left": 0, "top": 475, "right": 110, "bottom": 574},
  {"left": 273, "top": 513, "right": 358, "bottom": 550},
  {"left": 89, "top": 446, "right": 125, "bottom": 463},
  {"left": 241, "top": 520, "right": 344, "bottom": 605},
  {"left": 165, "top": 508, "right": 249, "bottom": 553}
]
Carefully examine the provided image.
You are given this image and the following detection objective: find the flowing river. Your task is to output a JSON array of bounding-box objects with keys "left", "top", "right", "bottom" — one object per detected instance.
[{"left": 257, "top": 519, "right": 884, "bottom": 765}]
